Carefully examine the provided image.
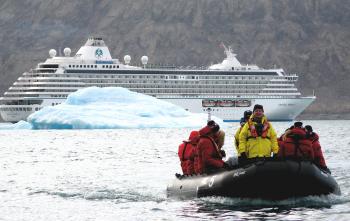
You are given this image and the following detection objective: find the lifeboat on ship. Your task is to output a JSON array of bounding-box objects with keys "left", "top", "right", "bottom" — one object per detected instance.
[
  {"left": 217, "top": 100, "right": 235, "bottom": 107},
  {"left": 202, "top": 100, "right": 217, "bottom": 107},
  {"left": 235, "top": 99, "right": 251, "bottom": 107},
  {"left": 167, "top": 159, "right": 341, "bottom": 200}
]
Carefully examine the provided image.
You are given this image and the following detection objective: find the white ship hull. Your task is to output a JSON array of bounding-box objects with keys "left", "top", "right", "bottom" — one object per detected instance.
[
  {"left": 0, "top": 96, "right": 315, "bottom": 123},
  {"left": 164, "top": 96, "right": 315, "bottom": 121}
]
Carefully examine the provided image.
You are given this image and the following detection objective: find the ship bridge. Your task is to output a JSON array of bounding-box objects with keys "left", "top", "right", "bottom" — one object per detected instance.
[{"left": 74, "top": 37, "right": 112, "bottom": 61}]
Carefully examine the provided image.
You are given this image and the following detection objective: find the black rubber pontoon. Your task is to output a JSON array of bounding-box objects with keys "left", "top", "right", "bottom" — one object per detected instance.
[{"left": 167, "top": 160, "right": 341, "bottom": 200}]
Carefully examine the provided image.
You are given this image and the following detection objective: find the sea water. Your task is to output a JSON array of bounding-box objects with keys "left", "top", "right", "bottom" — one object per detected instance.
[{"left": 0, "top": 120, "right": 349, "bottom": 220}]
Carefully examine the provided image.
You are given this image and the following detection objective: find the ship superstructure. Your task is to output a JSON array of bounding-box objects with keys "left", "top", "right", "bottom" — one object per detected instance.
[{"left": 0, "top": 37, "right": 315, "bottom": 122}]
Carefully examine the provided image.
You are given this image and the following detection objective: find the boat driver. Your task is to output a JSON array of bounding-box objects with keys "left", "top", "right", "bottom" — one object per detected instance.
[{"left": 237, "top": 104, "right": 279, "bottom": 165}]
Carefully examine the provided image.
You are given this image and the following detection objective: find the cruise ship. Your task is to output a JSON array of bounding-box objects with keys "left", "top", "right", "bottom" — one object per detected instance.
[{"left": 0, "top": 37, "right": 315, "bottom": 122}]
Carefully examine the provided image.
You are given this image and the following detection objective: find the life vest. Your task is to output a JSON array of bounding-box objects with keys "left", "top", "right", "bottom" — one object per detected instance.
[
  {"left": 201, "top": 135, "right": 223, "bottom": 158},
  {"left": 178, "top": 141, "right": 194, "bottom": 175},
  {"left": 247, "top": 117, "right": 270, "bottom": 139},
  {"left": 194, "top": 126, "right": 224, "bottom": 174},
  {"left": 178, "top": 131, "right": 199, "bottom": 175},
  {"left": 306, "top": 132, "right": 327, "bottom": 168},
  {"left": 198, "top": 135, "right": 224, "bottom": 173},
  {"left": 278, "top": 128, "right": 314, "bottom": 161}
]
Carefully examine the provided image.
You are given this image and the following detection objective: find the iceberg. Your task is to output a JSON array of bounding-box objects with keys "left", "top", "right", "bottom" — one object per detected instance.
[
  {"left": 25, "top": 87, "right": 224, "bottom": 129},
  {"left": 0, "top": 121, "right": 32, "bottom": 130}
]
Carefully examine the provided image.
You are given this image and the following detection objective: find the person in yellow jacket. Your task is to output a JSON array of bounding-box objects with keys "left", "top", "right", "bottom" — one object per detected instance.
[
  {"left": 234, "top": 110, "right": 252, "bottom": 150},
  {"left": 238, "top": 104, "right": 279, "bottom": 164}
]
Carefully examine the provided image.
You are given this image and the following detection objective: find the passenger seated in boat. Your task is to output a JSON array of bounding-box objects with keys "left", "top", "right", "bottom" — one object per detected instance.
[
  {"left": 194, "top": 121, "right": 229, "bottom": 174},
  {"left": 222, "top": 110, "right": 252, "bottom": 168},
  {"left": 277, "top": 122, "right": 314, "bottom": 161},
  {"left": 238, "top": 104, "right": 279, "bottom": 165},
  {"left": 234, "top": 110, "right": 252, "bottom": 150},
  {"left": 178, "top": 130, "right": 199, "bottom": 175},
  {"left": 279, "top": 121, "right": 301, "bottom": 142},
  {"left": 305, "top": 125, "right": 331, "bottom": 173}
]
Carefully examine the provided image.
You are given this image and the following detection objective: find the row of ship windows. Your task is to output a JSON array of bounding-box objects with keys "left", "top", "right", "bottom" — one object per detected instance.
[
  {"left": 98, "top": 75, "right": 292, "bottom": 81},
  {"left": 11, "top": 85, "right": 270, "bottom": 90},
  {"left": 4, "top": 94, "right": 68, "bottom": 97},
  {"left": 19, "top": 79, "right": 81, "bottom": 83},
  {"left": 24, "top": 75, "right": 273, "bottom": 81},
  {"left": 3, "top": 90, "right": 298, "bottom": 97},
  {"left": 19, "top": 79, "right": 282, "bottom": 85},
  {"left": 82, "top": 75, "right": 269, "bottom": 81},
  {"left": 21, "top": 76, "right": 293, "bottom": 83},
  {"left": 8, "top": 87, "right": 295, "bottom": 93},
  {"left": 0, "top": 107, "right": 43, "bottom": 111},
  {"left": 267, "top": 85, "right": 296, "bottom": 88},
  {"left": 12, "top": 85, "right": 83, "bottom": 89},
  {"left": 83, "top": 80, "right": 270, "bottom": 85},
  {"left": 68, "top": 64, "right": 120, "bottom": 69},
  {"left": 51, "top": 95, "right": 68, "bottom": 98},
  {"left": 36, "top": 70, "right": 56, "bottom": 73},
  {"left": 24, "top": 76, "right": 296, "bottom": 84},
  {"left": 8, "top": 90, "right": 74, "bottom": 93},
  {"left": 134, "top": 89, "right": 296, "bottom": 94},
  {"left": 11, "top": 84, "right": 295, "bottom": 91},
  {"left": 19, "top": 80, "right": 270, "bottom": 85},
  {"left": 26, "top": 73, "right": 288, "bottom": 81}
]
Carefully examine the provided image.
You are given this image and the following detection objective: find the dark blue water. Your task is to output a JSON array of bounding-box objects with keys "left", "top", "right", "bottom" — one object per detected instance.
[{"left": 0, "top": 120, "right": 349, "bottom": 220}]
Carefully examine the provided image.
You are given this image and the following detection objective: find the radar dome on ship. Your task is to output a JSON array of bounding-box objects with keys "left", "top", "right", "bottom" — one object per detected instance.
[
  {"left": 124, "top": 55, "right": 131, "bottom": 64},
  {"left": 63, "top": 48, "right": 71, "bottom": 57},
  {"left": 49, "top": 49, "right": 57, "bottom": 58},
  {"left": 141, "top": 56, "right": 148, "bottom": 65}
]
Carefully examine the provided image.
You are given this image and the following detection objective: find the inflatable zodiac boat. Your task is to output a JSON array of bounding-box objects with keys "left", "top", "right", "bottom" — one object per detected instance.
[{"left": 167, "top": 160, "right": 341, "bottom": 200}]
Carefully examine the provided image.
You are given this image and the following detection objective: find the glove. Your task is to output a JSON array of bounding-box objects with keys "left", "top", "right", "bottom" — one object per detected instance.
[
  {"left": 240, "top": 152, "right": 247, "bottom": 159},
  {"left": 238, "top": 152, "right": 247, "bottom": 165},
  {"left": 220, "top": 150, "right": 226, "bottom": 158}
]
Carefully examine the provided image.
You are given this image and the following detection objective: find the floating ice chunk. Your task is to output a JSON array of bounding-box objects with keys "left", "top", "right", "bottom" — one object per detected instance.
[{"left": 27, "top": 87, "right": 224, "bottom": 129}]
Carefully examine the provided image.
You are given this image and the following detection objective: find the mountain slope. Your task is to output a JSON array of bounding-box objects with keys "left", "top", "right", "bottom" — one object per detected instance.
[{"left": 0, "top": 0, "right": 349, "bottom": 116}]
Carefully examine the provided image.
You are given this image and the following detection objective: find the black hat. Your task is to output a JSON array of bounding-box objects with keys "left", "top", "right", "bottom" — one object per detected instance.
[
  {"left": 211, "top": 124, "right": 220, "bottom": 134},
  {"left": 207, "top": 120, "right": 216, "bottom": 126},
  {"left": 294, "top": 121, "right": 303, "bottom": 128},
  {"left": 207, "top": 120, "right": 220, "bottom": 133},
  {"left": 253, "top": 104, "right": 264, "bottom": 112},
  {"left": 244, "top": 110, "right": 252, "bottom": 119},
  {"left": 305, "top": 125, "right": 313, "bottom": 132}
]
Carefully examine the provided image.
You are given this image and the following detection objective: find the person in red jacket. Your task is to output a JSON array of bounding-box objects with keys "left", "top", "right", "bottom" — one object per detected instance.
[
  {"left": 178, "top": 130, "right": 199, "bottom": 175},
  {"left": 278, "top": 122, "right": 314, "bottom": 161},
  {"left": 305, "top": 125, "right": 330, "bottom": 173},
  {"left": 194, "top": 121, "right": 229, "bottom": 174}
]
